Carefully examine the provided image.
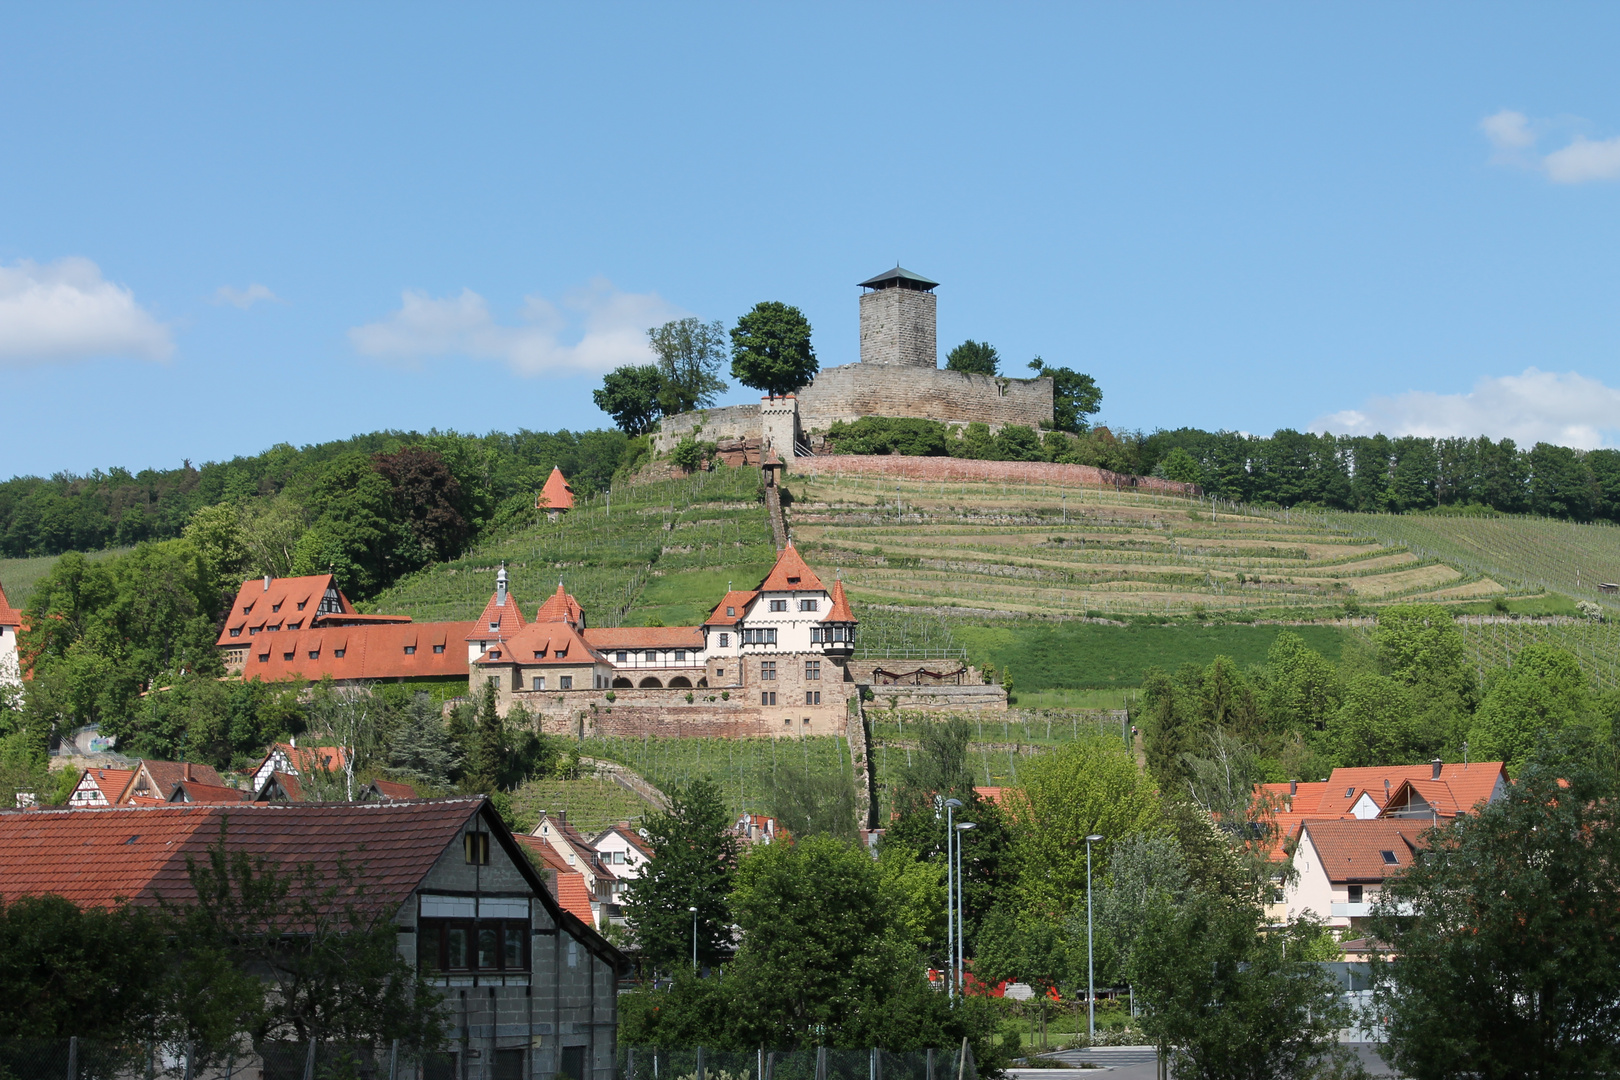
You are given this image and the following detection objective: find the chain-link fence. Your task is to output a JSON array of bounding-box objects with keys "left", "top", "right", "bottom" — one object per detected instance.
[
  {"left": 618, "top": 1045, "right": 977, "bottom": 1080},
  {"left": 0, "top": 1040, "right": 435, "bottom": 1080}
]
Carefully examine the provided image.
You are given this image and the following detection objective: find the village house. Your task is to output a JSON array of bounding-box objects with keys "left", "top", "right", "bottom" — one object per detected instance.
[
  {"left": 514, "top": 835, "right": 598, "bottom": 928},
  {"left": 537, "top": 466, "right": 576, "bottom": 521},
  {"left": 0, "top": 579, "right": 21, "bottom": 689},
  {"left": 0, "top": 797, "right": 625, "bottom": 1080},
  {"left": 1285, "top": 818, "right": 1430, "bottom": 930},
  {"left": 531, "top": 812, "right": 616, "bottom": 927},
  {"left": 589, "top": 822, "right": 653, "bottom": 916},
  {"left": 249, "top": 740, "right": 350, "bottom": 791},
  {"left": 67, "top": 767, "right": 135, "bottom": 807}
]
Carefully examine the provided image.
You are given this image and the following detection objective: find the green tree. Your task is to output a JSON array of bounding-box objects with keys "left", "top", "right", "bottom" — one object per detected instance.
[
  {"left": 387, "top": 694, "right": 463, "bottom": 791},
  {"left": 1010, "top": 737, "right": 1161, "bottom": 916},
  {"left": 372, "top": 446, "right": 470, "bottom": 563},
  {"left": 182, "top": 502, "right": 252, "bottom": 613},
  {"left": 648, "top": 317, "right": 729, "bottom": 416},
  {"left": 1027, "top": 359, "right": 1103, "bottom": 433},
  {"left": 765, "top": 764, "right": 858, "bottom": 840},
  {"left": 623, "top": 778, "right": 739, "bottom": 973},
  {"left": 890, "top": 714, "right": 977, "bottom": 815},
  {"left": 972, "top": 906, "right": 1069, "bottom": 1048},
  {"left": 1368, "top": 746, "right": 1620, "bottom": 1078},
  {"left": 1090, "top": 833, "right": 1189, "bottom": 986},
  {"left": 1264, "top": 632, "right": 1341, "bottom": 735},
  {"left": 1467, "top": 643, "right": 1593, "bottom": 770},
  {"left": 946, "top": 340, "right": 999, "bottom": 376},
  {"left": 1327, "top": 673, "right": 1418, "bottom": 768},
  {"left": 730, "top": 302, "right": 818, "bottom": 397},
  {"left": 1131, "top": 895, "right": 1358, "bottom": 1080},
  {"left": 1159, "top": 446, "right": 1202, "bottom": 485},
  {"left": 289, "top": 453, "right": 407, "bottom": 599}
]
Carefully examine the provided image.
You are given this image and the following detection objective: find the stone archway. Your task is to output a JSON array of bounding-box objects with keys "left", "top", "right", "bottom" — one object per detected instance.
[
  {"left": 668, "top": 676, "right": 693, "bottom": 689},
  {"left": 638, "top": 676, "right": 664, "bottom": 689},
  {"left": 612, "top": 677, "right": 633, "bottom": 689}
]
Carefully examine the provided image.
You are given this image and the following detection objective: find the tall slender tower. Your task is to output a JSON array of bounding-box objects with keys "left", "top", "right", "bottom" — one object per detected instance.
[{"left": 858, "top": 266, "right": 938, "bottom": 367}]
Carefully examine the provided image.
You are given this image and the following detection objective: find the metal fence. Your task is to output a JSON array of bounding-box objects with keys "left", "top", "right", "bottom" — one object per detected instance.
[
  {"left": 0, "top": 1039, "right": 433, "bottom": 1080},
  {"left": 618, "top": 1046, "right": 977, "bottom": 1080}
]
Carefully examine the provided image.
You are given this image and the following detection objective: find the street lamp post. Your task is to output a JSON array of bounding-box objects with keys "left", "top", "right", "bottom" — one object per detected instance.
[
  {"left": 943, "top": 798, "right": 963, "bottom": 999},
  {"left": 1084, "top": 835, "right": 1103, "bottom": 1040},
  {"left": 689, "top": 905, "right": 698, "bottom": 971},
  {"left": 956, "top": 822, "right": 976, "bottom": 997}
]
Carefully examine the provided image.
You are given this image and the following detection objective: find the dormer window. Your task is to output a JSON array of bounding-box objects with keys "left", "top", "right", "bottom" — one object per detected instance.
[
  {"left": 308, "top": 650, "right": 320, "bottom": 659},
  {"left": 297, "top": 601, "right": 306, "bottom": 610},
  {"left": 433, "top": 644, "right": 445, "bottom": 654},
  {"left": 229, "top": 629, "right": 241, "bottom": 638},
  {"left": 282, "top": 651, "right": 294, "bottom": 661},
  {"left": 554, "top": 650, "right": 566, "bottom": 659},
  {"left": 249, "top": 627, "right": 260, "bottom": 635},
  {"left": 287, "top": 622, "right": 300, "bottom": 630},
  {"left": 534, "top": 651, "right": 544, "bottom": 660},
  {"left": 490, "top": 622, "right": 500, "bottom": 631},
  {"left": 404, "top": 646, "right": 416, "bottom": 655},
  {"left": 726, "top": 606, "right": 735, "bottom": 617},
  {"left": 333, "top": 648, "right": 345, "bottom": 658},
  {"left": 272, "top": 602, "right": 281, "bottom": 613}
]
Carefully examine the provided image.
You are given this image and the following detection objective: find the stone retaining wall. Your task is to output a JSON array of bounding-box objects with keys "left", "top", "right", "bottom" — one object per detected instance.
[
  {"left": 796, "top": 363, "right": 1052, "bottom": 432},
  {"left": 790, "top": 454, "right": 1200, "bottom": 495}
]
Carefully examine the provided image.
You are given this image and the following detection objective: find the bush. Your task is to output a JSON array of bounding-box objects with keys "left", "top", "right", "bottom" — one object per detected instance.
[
  {"left": 825, "top": 417, "right": 948, "bottom": 456},
  {"left": 669, "top": 438, "right": 718, "bottom": 473}
]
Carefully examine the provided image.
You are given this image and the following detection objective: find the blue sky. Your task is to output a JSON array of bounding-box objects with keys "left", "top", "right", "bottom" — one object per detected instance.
[{"left": 4, "top": 3, "right": 1620, "bottom": 478}]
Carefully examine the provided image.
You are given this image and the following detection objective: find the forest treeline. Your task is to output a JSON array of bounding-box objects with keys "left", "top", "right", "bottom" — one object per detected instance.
[
  {"left": 827, "top": 420, "right": 1620, "bottom": 523},
  {"left": 0, "top": 428, "right": 639, "bottom": 594}
]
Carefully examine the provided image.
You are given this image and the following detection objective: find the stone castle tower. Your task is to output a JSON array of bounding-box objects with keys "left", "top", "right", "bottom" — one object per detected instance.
[{"left": 858, "top": 266, "right": 938, "bottom": 367}]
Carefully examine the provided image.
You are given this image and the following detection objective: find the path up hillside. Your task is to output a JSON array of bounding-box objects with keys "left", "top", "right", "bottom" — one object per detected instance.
[
  {"left": 363, "top": 467, "right": 776, "bottom": 628},
  {"left": 789, "top": 472, "right": 1509, "bottom": 622}
]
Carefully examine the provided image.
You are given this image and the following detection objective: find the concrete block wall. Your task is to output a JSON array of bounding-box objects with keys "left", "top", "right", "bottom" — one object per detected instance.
[
  {"left": 859, "top": 288, "right": 937, "bottom": 367},
  {"left": 791, "top": 453, "right": 1202, "bottom": 495}
]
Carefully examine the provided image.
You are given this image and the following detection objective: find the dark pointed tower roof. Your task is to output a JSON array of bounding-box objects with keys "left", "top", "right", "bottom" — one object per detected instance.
[{"left": 857, "top": 265, "right": 939, "bottom": 291}]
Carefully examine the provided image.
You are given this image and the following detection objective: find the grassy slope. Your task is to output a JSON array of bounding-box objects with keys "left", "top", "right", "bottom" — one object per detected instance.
[
  {"left": 0, "top": 549, "right": 129, "bottom": 610},
  {"left": 509, "top": 776, "right": 655, "bottom": 833}
]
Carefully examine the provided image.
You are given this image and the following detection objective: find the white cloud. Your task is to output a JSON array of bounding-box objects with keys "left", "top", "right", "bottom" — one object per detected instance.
[
  {"left": 1312, "top": 368, "right": 1620, "bottom": 450},
  {"left": 349, "top": 278, "right": 683, "bottom": 376},
  {"left": 1481, "top": 109, "right": 1535, "bottom": 152},
  {"left": 0, "top": 257, "right": 172, "bottom": 366},
  {"left": 213, "top": 283, "right": 280, "bottom": 309},
  {"left": 1480, "top": 109, "right": 1620, "bottom": 184}
]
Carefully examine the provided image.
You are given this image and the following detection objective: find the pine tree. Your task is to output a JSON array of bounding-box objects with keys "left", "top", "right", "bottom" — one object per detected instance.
[{"left": 386, "top": 695, "right": 462, "bottom": 791}]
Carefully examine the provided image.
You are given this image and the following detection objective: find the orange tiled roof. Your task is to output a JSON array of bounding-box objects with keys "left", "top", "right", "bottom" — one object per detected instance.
[
  {"left": 553, "top": 871, "right": 595, "bottom": 924},
  {"left": 168, "top": 780, "right": 249, "bottom": 804},
  {"left": 539, "top": 467, "right": 575, "bottom": 512},
  {"left": 584, "top": 627, "right": 705, "bottom": 650},
  {"left": 1298, "top": 818, "right": 1431, "bottom": 883},
  {"left": 1255, "top": 781, "right": 1328, "bottom": 817},
  {"left": 533, "top": 583, "right": 583, "bottom": 627},
  {"left": 217, "top": 575, "right": 350, "bottom": 646},
  {"left": 123, "top": 761, "right": 227, "bottom": 803},
  {"left": 1380, "top": 777, "right": 1496, "bottom": 819},
  {"left": 241, "top": 621, "right": 475, "bottom": 681},
  {"left": 0, "top": 799, "right": 485, "bottom": 910},
  {"left": 823, "top": 580, "right": 856, "bottom": 623},
  {"left": 514, "top": 834, "right": 574, "bottom": 874},
  {"left": 74, "top": 768, "right": 135, "bottom": 805},
  {"left": 704, "top": 591, "right": 759, "bottom": 626},
  {"left": 1313, "top": 763, "right": 1506, "bottom": 819},
  {"left": 256, "top": 771, "right": 304, "bottom": 802},
  {"left": 255, "top": 744, "right": 349, "bottom": 777},
  {"left": 471, "top": 582, "right": 528, "bottom": 642},
  {"left": 477, "top": 620, "right": 605, "bottom": 667},
  {"left": 366, "top": 779, "right": 419, "bottom": 801},
  {"left": 974, "top": 786, "right": 1008, "bottom": 805},
  {"left": 757, "top": 541, "right": 825, "bottom": 593},
  {"left": 0, "top": 580, "right": 20, "bottom": 628}
]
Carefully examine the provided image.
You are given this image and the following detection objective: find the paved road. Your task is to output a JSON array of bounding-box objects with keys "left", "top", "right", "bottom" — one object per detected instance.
[{"left": 1019, "top": 1043, "right": 1399, "bottom": 1078}]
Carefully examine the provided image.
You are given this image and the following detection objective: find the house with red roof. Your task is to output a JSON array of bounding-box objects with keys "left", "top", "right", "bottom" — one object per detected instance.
[
  {"left": 1286, "top": 818, "right": 1431, "bottom": 930},
  {"left": 68, "top": 767, "right": 135, "bottom": 808},
  {"left": 592, "top": 822, "right": 654, "bottom": 917},
  {"left": 530, "top": 811, "right": 616, "bottom": 926},
  {"left": 118, "top": 760, "right": 229, "bottom": 804},
  {"left": 475, "top": 542, "right": 863, "bottom": 736},
  {"left": 537, "top": 466, "right": 576, "bottom": 521},
  {"left": 249, "top": 741, "right": 350, "bottom": 791},
  {"left": 0, "top": 579, "right": 22, "bottom": 688},
  {"left": 0, "top": 797, "right": 625, "bottom": 1078}
]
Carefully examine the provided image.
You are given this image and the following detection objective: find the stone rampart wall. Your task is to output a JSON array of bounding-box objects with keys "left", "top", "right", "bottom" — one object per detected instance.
[
  {"left": 790, "top": 454, "right": 1201, "bottom": 495},
  {"left": 653, "top": 403, "right": 761, "bottom": 452},
  {"left": 503, "top": 684, "right": 854, "bottom": 738},
  {"left": 866, "top": 685, "right": 1009, "bottom": 712},
  {"left": 795, "top": 364, "right": 1052, "bottom": 431}
]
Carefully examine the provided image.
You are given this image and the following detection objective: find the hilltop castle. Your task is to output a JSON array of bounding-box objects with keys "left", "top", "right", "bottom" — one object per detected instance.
[{"left": 653, "top": 266, "right": 1055, "bottom": 456}]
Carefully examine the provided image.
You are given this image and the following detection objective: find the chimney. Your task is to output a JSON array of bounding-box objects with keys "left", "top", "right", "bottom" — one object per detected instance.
[
  {"left": 184, "top": 762, "right": 192, "bottom": 782},
  {"left": 1289, "top": 780, "right": 1297, "bottom": 796},
  {"left": 497, "top": 564, "right": 508, "bottom": 609},
  {"left": 1431, "top": 758, "right": 1443, "bottom": 780},
  {"left": 263, "top": 575, "right": 272, "bottom": 592}
]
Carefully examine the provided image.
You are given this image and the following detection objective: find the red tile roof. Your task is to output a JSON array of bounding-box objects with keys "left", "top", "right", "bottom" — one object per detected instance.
[
  {"left": 0, "top": 799, "right": 485, "bottom": 910},
  {"left": 365, "top": 779, "right": 419, "bottom": 801},
  {"left": 217, "top": 575, "right": 350, "bottom": 646},
  {"left": 0, "top": 580, "right": 20, "bottom": 628},
  {"left": 704, "top": 590, "right": 759, "bottom": 626},
  {"left": 824, "top": 580, "right": 856, "bottom": 623},
  {"left": 72, "top": 768, "right": 135, "bottom": 806},
  {"left": 533, "top": 583, "right": 584, "bottom": 628},
  {"left": 241, "top": 621, "right": 475, "bottom": 682},
  {"left": 539, "top": 466, "right": 576, "bottom": 512},
  {"left": 514, "top": 834, "right": 574, "bottom": 875},
  {"left": 168, "top": 780, "right": 249, "bottom": 804},
  {"left": 584, "top": 627, "right": 705, "bottom": 650},
  {"left": 256, "top": 772, "right": 304, "bottom": 802},
  {"left": 1298, "top": 819, "right": 1432, "bottom": 883},
  {"left": 757, "top": 541, "right": 825, "bottom": 593},
  {"left": 123, "top": 761, "right": 227, "bottom": 803},
  {"left": 974, "top": 786, "right": 1008, "bottom": 806},
  {"left": 1256, "top": 782, "right": 1329, "bottom": 816},
  {"left": 552, "top": 871, "right": 595, "bottom": 924},
  {"left": 1380, "top": 777, "right": 1498, "bottom": 819},
  {"left": 254, "top": 744, "right": 350, "bottom": 778},
  {"left": 1312, "top": 763, "right": 1506, "bottom": 819},
  {"left": 471, "top": 582, "right": 528, "bottom": 642},
  {"left": 479, "top": 620, "right": 605, "bottom": 667}
]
